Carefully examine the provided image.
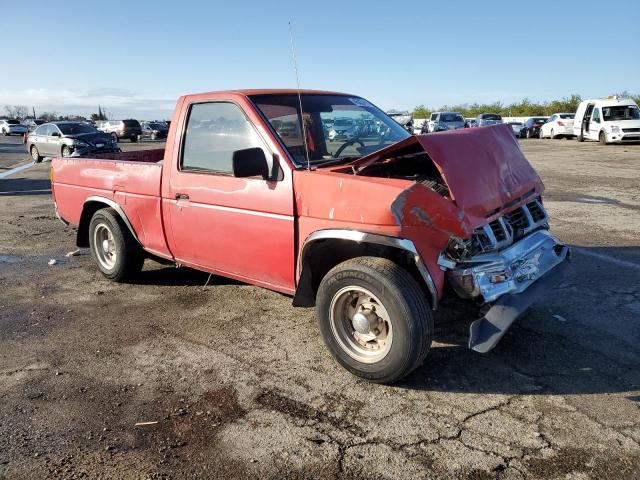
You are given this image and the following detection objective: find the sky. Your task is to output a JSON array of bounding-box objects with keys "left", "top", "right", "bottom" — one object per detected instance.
[{"left": 1, "top": 0, "right": 638, "bottom": 119}]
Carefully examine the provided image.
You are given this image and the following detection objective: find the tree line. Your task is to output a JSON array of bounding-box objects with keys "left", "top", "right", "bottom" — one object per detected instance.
[
  {"left": 412, "top": 92, "right": 640, "bottom": 119},
  {"left": 1, "top": 105, "right": 109, "bottom": 122}
]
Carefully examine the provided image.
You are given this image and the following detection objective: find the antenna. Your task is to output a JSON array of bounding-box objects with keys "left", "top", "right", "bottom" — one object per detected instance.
[{"left": 288, "top": 21, "right": 311, "bottom": 170}]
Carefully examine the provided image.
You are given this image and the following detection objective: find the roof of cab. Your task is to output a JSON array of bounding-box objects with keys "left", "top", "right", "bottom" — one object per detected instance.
[{"left": 183, "top": 89, "right": 353, "bottom": 99}]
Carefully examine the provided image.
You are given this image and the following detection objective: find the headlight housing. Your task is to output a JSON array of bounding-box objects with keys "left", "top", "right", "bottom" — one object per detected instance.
[
  {"left": 610, "top": 125, "right": 621, "bottom": 133},
  {"left": 71, "top": 139, "right": 89, "bottom": 147}
]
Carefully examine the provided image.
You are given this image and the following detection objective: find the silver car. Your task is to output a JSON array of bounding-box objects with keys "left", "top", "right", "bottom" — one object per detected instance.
[
  {"left": 0, "top": 119, "right": 28, "bottom": 136},
  {"left": 28, "top": 122, "right": 119, "bottom": 162}
]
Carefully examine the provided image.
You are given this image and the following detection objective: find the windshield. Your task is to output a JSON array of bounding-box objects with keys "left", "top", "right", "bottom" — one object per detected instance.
[
  {"left": 57, "top": 123, "right": 98, "bottom": 135},
  {"left": 532, "top": 118, "right": 547, "bottom": 123},
  {"left": 441, "top": 113, "right": 464, "bottom": 122},
  {"left": 148, "top": 122, "right": 165, "bottom": 129},
  {"left": 8, "top": 120, "right": 20, "bottom": 125},
  {"left": 481, "top": 114, "right": 502, "bottom": 120},
  {"left": 123, "top": 119, "right": 140, "bottom": 127},
  {"left": 602, "top": 105, "right": 640, "bottom": 121},
  {"left": 559, "top": 114, "right": 575, "bottom": 119},
  {"left": 250, "top": 94, "right": 411, "bottom": 165}
]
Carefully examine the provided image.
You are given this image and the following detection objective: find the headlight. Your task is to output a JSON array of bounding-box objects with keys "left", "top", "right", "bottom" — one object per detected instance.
[
  {"left": 610, "top": 125, "right": 621, "bottom": 133},
  {"left": 71, "top": 140, "right": 89, "bottom": 147}
]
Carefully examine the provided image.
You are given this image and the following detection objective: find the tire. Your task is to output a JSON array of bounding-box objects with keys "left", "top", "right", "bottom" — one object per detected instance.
[
  {"left": 30, "top": 145, "right": 42, "bottom": 163},
  {"left": 577, "top": 131, "right": 584, "bottom": 142},
  {"left": 316, "top": 256, "right": 433, "bottom": 384},
  {"left": 539, "top": 129, "right": 544, "bottom": 139},
  {"left": 130, "top": 135, "right": 138, "bottom": 143},
  {"left": 88, "top": 208, "right": 144, "bottom": 282},
  {"left": 62, "top": 145, "right": 72, "bottom": 157},
  {"left": 151, "top": 133, "right": 157, "bottom": 141},
  {"left": 550, "top": 129, "right": 555, "bottom": 139},
  {"left": 526, "top": 129, "right": 532, "bottom": 139},
  {"left": 599, "top": 130, "right": 607, "bottom": 145},
  {"left": 111, "top": 133, "right": 119, "bottom": 142}
]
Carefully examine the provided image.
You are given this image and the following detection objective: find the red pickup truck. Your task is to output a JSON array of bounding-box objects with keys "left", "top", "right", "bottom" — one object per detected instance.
[{"left": 51, "top": 89, "right": 570, "bottom": 383}]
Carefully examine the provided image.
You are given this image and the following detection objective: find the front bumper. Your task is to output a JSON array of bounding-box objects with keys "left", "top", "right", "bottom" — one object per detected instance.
[
  {"left": 448, "top": 230, "right": 567, "bottom": 303},
  {"left": 468, "top": 249, "right": 571, "bottom": 353}
]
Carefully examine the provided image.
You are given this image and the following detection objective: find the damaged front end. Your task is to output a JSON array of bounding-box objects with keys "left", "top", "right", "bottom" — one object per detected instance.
[{"left": 347, "top": 124, "right": 571, "bottom": 354}]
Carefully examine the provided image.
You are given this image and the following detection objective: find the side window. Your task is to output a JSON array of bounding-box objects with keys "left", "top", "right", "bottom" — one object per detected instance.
[
  {"left": 548, "top": 115, "right": 556, "bottom": 122},
  {"left": 430, "top": 113, "right": 437, "bottom": 121},
  {"left": 45, "top": 124, "right": 56, "bottom": 136},
  {"left": 592, "top": 108, "right": 601, "bottom": 122},
  {"left": 181, "top": 102, "right": 266, "bottom": 175},
  {"left": 35, "top": 125, "right": 47, "bottom": 135}
]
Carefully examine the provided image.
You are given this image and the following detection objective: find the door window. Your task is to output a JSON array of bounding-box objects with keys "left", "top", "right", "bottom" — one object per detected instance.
[
  {"left": 34, "top": 125, "right": 47, "bottom": 135},
  {"left": 592, "top": 108, "right": 601, "bottom": 123},
  {"left": 181, "top": 102, "right": 267, "bottom": 175}
]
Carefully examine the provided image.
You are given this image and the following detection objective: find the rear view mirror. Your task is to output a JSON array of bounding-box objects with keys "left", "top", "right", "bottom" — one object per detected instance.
[{"left": 232, "top": 147, "right": 269, "bottom": 179}]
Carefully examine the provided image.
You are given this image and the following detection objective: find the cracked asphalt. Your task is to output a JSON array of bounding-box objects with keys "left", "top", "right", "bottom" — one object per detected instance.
[{"left": 1, "top": 135, "right": 639, "bottom": 479}]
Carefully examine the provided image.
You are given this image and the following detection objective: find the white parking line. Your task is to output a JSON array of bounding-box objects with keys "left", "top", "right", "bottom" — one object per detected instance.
[
  {"left": 573, "top": 246, "right": 640, "bottom": 272},
  {"left": 0, "top": 161, "right": 36, "bottom": 179}
]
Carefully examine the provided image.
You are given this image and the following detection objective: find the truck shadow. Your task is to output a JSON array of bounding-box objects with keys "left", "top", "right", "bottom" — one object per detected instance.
[
  {"left": 399, "top": 245, "right": 640, "bottom": 400},
  {"left": 0, "top": 176, "right": 51, "bottom": 196},
  {"left": 136, "top": 265, "right": 242, "bottom": 287}
]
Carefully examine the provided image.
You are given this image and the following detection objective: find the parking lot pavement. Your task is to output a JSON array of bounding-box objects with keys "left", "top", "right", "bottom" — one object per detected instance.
[{"left": 0, "top": 138, "right": 639, "bottom": 479}]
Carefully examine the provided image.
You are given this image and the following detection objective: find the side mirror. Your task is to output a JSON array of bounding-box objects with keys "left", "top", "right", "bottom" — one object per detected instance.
[
  {"left": 51, "top": 131, "right": 61, "bottom": 137},
  {"left": 232, "top": 147, "right": 269, "bottom": 179}
]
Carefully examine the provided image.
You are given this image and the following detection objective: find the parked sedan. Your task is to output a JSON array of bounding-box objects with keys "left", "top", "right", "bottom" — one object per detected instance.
[
  {"left": 476, "top": 113, "right": 503, "bottom": 126},
  {"left": 539, "top": 113, "right": 575, "bottom": 139},
  {"left": 520, "top": 117, "right": 548, "bottom": 139},
  {"left": 28, "top": 122, "right": 119, "bottom": 162},
  {"left": 0, "top": 119, "right": 28, "bottom": 136},
  {"left": 140, "top": 121, "right": 169, "bottom": 140}
]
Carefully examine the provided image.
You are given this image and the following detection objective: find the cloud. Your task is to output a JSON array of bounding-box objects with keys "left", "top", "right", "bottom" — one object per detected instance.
[{"left": 0, "top": 88, "right": 176, "bottom": 119}]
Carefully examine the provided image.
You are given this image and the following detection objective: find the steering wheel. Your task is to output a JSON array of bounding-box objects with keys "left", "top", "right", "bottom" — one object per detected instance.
[{"left": 333, "top": 137, "right": 365, "bottom": 158}]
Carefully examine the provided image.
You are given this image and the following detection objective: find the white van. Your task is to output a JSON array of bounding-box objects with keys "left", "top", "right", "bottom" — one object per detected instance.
[{"left": 574, "top": 97, "right": 640, "bottom": 144}]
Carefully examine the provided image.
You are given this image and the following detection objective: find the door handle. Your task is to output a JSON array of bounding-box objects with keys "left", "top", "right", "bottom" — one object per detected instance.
[{"left": 175, "top": 193, "right": 189, "bottom": 200}]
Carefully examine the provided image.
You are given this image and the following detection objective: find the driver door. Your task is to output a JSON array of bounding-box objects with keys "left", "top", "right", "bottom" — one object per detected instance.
[
  {"left": 588, "top": 107, "right": 601, "bottom": 140},
  {"left": 164, "top": 100, "right": 296, "bottom": 292}
]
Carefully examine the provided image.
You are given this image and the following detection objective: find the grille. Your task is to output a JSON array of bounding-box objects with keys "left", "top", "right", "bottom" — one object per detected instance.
[
  {"left": 505, "top": 207, "right": 528, "bottom": 233},
  {"left": 489, "top": 219, "right": 507, "bottom": 242},
  {"left": 622, "top": 128, "right": 640, "bottom": 133},
  {"left": 470, "top": 199, "right": 548, "bottom": 254},
  {"left": 527, "top": 201, "right": 546, "bottom": 222}
]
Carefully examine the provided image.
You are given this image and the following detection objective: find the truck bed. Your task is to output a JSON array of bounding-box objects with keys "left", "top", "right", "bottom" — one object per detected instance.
[{"left": 52, "top": 148, "right": 171, "bottom": 258}]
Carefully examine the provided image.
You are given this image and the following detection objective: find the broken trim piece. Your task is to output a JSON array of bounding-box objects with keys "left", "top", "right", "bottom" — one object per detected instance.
[{"left": 297, "top": 229, "right": 439, "bottom": 309}]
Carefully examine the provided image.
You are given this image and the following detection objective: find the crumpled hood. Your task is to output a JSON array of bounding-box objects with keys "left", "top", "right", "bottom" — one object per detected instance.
[{"left": 352, "top": 123, "right": 544, "bottom": 221}]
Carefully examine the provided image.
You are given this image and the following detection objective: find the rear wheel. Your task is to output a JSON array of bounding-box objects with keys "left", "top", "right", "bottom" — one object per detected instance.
[
  {"left": 599, "top": 130, "right": 607, "bottom": 145},
  {"left": 111, "top": 133, "right": 119, "bottom": 142},
  {"left": 30, "top": 145, "right": 42, "bottom": 162},
  {"left": 130, "top": 135, "right": 138, "bottom": 143},
  {"left": 316, "top": 256, "right": 433, "bottom": 384},
  {"left": 526, "top": 129, "right": 532, "bottom": 139},
  {"left": 550, "top": 128, "right": 555, "bottom": 139},
  {"left": 88, "top": 208, "right": 144, "bottom": 282}
]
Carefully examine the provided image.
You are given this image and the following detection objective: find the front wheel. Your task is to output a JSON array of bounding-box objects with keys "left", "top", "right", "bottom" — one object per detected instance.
[
  {"left": 316, "top": 257, "right": 433, "bottom": 384},
  {"left": 539, "top": 129, "right": 544, "bottom": 139},
  {"left": 88, "top": 208, "right": 144, "bottom": 282},
  {"left": 599, "top": 130, "right": 607, "bottom": 145},
  {"left": 130, "top": 135, "right": 138, "bottom": 143},
  {"left": 62, "top": 145, "right": 72, "bottom": 157},
  {"left": 111, "top": 133, "right": 119, "bottom": 142},
  {"left": 30, "top": 145, "right": 42, "bottom": 162}
]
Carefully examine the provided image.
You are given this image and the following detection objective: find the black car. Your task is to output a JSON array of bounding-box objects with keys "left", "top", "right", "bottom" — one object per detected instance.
[
  {"left": 520, "top": 117, "right": 548, "bottom": 139},
  {"left": 140, "top": 121, "right": 169, "bottom": 140}
]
